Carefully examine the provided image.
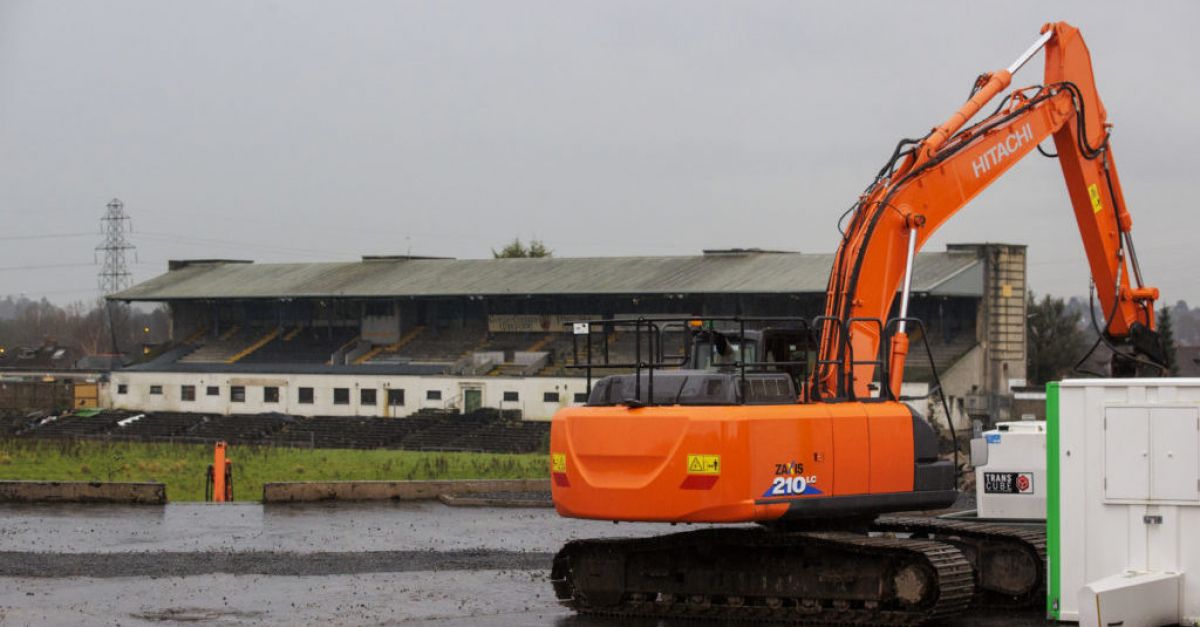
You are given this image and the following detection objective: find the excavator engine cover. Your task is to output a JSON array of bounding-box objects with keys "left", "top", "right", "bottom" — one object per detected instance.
[{"left": 550, "top": 400, "right": 956, "bottom": 524}]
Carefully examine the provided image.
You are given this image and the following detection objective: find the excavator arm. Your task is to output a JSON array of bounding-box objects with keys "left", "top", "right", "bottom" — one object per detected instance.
[{"left": 818, "top": 22, "right": 1163, "bottom": 400}]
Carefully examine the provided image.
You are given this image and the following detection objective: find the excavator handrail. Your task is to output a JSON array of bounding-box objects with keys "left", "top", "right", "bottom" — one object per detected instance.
[
  {"left": 565, "top": 315, "right": 823, "bottom": 405},
  {"left": 845, "top": 316, "right": 888, "bottom": 403},
  {"left": 880, "top": 317, "right": 942, "bottom": 402},
  {"left": 809, "top": 315, "right": 848, "bottom": 402}
]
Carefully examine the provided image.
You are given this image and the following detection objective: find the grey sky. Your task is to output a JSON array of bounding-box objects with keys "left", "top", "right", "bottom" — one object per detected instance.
[{"left": 2, "top": 1, "right": 1198, "bottom": 305}]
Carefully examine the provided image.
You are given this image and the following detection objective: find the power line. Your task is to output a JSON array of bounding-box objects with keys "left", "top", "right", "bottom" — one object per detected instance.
[
  {"left": 138, "top": 232, "right": 354, "bottom": 259},
  {"left": 0, "top": 232, "right": 95, "bottom": 241},
  {"left": 0, "top": 262, "right": 96, "bottom": 272},
  {"left": 3, "top": 287, "right": 104, "bottom": 296}
]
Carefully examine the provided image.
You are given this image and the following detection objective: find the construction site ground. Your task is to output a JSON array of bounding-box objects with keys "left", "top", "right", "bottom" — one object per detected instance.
[{"left": 0, "top": 501, "right": 1046, "bottom": 626}]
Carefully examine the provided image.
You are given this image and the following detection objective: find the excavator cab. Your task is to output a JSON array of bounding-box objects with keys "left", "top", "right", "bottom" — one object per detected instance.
[
  {"left": 689, "top": 328, "right": 756, "bottom": 370},
  {"left": 569, "top": 317, "right": 817, "bottom": 408},
  {"left": 688, "top": 326, "right": 814, "bottom": 388}
]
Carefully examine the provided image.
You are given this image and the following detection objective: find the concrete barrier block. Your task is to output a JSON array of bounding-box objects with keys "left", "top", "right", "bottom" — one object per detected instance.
[{"left": 0, "top": 480, "right": 167, "bottom": 504}]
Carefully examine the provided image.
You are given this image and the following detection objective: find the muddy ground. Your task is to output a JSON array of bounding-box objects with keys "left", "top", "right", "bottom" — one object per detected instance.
[{"left": 0, "top": 502, "right": 1047, "bottom": 626}]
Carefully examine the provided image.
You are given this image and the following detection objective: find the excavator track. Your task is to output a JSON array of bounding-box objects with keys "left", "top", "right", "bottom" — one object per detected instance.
[
  {"left": 551, "top": 527, "right": 974, "bottom": 625},
  {"left": 873, "top": 516, "right": 1046, "bottom": 608}
]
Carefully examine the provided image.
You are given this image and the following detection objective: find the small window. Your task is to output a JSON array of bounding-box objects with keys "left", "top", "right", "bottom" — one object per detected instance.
[
  {"left": 181, "top": 385, "right": 196, "bottom": 402},
  {"left": 149, "top": 385, "right": 163, "bottom": 396},
  {"left": 264, "top": 386, "right": 279, "bottom": 403},
  {"left": 543, "top": 391, "right": 559, "bottom": 403},
  {"left": 387, "top": 389, "right": 405, "bottom": 406},
  {"left": 117, "top": 384, "right": 128, "bottom": 395},
  {"left": 298, "top": 387, "right": 314, "bottom": 404},
  {"left": 206, "top": 386, "right": 220, "bottom": 396},
  {"left": 503, "top": 391, "right": 519, "bottom": 402},
  {"left": 573, "top": 392, "right": 588, "bottom": 403},
  {"left": 334, "top": 388, "right": 350, "bottom": 405},
  {"left": 426, "top": 389, "right": 442, "bottom": 401},
  {"left": 231, "top": 386, "right": 245, "bottom": 403},
  {"left": 361, "top": 388, "right": 377, "bottom": 405}
]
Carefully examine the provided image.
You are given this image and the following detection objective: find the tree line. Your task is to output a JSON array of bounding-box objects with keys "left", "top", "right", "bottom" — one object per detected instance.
[
  {"left": 0, "top": 295, "right": 168, "bottom": 357},
  {"left": 1027, "top": 292, "right": 1195, "bottom": 383}
]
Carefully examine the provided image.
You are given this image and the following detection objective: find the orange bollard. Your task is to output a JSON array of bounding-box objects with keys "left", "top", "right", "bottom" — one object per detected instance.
[
  {"left": 206, "top": 441, "right": 233, "bottom": 502},
  {"left": 212, "top": 441, "right": 227, "bottom": 502}
]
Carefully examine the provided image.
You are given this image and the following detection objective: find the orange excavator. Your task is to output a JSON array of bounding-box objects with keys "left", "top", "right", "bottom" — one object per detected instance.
[{"left": 549, "top": 22, "right": 1165, "bottom": 624}]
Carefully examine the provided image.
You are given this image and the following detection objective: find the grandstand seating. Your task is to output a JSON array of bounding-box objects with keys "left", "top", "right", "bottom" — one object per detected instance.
[
  {"left": 180, "top": 326, "right": 209, "bottom": 344},
  {"left": 113, "top": 412, "right": 206, "bottom": 438},
  {"left": 397, "top": 408, "right": 502, "bottom": 450},
  {"left": 535, "top": 329, "right": 660, "bottom": 376},
  {"left": 355, "top": 326, "right": 426, "bottom": 364},
  {"left": 178, "top": 327, "right": 259, "bottom": 364},
  {"left": 901, "top": 329, "right": 978, "bottom": 383},
  {"left": 186, "top": 413, "right": 295, "bottom": 443},
  {"left": 172, "top": 326, "right": 358, "bottom": 366},
  {"left": 240, "top": 327, "right": 358, "bottom": 365},
  {"left": 0, "top": 410, "right": 44, "bottom": 437},
  {"left": 449, "top": 417, "right": 548, "bottom": 453},
  {"left": 479, "top": 332, "right": 547, "bottom": 353},
  {"left": 275, "top": 411, "right": 445, "bottom": 449},
  {"left": 23, "top": 411, "right": 128, "bottom": 438},
  {"left": 227, "top": 328, "right": 282, "bottom": 363},
  {"left": 11, "top": 407, "right": 549, "bottom": 454},
  {"left": 374, "top": 322, "right": 486, "bottom": 364}
]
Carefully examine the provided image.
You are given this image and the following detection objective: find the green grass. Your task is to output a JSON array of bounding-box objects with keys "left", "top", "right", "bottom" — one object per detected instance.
[{"left": 0, "top": 439, "right": 549, "bottom": 502}]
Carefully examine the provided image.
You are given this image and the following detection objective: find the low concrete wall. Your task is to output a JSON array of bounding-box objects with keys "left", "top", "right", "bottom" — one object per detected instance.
[
  {"left": 262, "top": 478, "right": 549, "bottom": 503},
  {"left": 0, "top": 480, "right": 166, "bottom": 504}
]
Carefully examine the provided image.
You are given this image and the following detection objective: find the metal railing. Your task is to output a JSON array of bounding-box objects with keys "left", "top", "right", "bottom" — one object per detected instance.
[
  {"left": 567, "top": 316, "right": 818, "bottom": 405},
  {"left": 565, "top": 314, "right": 946, "bottom": 406}
]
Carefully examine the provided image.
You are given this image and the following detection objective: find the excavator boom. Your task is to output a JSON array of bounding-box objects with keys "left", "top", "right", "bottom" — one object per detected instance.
[{"left": 821, "top": 22, "right": 1161, "bottom": 400}]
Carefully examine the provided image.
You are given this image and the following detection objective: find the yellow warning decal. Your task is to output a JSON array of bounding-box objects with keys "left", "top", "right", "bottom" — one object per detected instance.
[
  {"left": 687, "top": 454, "right": 721, "bottom": 475},
  {"left": 1087, "top": 183, "right": 1103, "bottom": 214},
  {"left": 551, "top": 453, "right": 566, "bottom": 473}
]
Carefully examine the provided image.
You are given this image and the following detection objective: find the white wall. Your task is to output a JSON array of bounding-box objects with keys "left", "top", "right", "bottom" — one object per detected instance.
[
  {"left": 934, "top": 343, "right": 986, "bottom": 431},
  {"left": 108, "top": 370, "right": 943, "bottom": 423},
  {"left": 107, "top": 371, "right": 591, "bottom": 421}
]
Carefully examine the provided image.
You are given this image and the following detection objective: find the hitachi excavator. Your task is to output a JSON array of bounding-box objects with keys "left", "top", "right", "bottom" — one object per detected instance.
[{"left": 549, "top": 22, "right": 1165, "bottom": 625}]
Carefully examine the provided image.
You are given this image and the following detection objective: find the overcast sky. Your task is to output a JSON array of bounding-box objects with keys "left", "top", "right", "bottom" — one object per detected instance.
[{"left": 1, "top": 1, "right": 1198, "bottom": 305}]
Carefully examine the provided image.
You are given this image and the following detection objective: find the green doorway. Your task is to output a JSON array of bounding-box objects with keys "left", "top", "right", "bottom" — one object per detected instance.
[{"left": 463, "top": 388, "right": 482, "bottom": 413}]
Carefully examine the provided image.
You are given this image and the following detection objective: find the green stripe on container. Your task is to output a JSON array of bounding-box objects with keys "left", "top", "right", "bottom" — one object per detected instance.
[{"left": 1045, "top": 382, "right": 1060, "bottom": 620}]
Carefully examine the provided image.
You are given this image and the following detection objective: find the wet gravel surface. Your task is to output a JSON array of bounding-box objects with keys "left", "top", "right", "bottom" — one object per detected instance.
[
  {"left": 475, "top": 490, "right": 554, "bottom": 502},
  {"left": 0, "top": 501, "right": 679, "bottom": 554},
  {"left": 0, "top": 548, "right": 552, "bottom": 578},
  {"left": 0, "top": 501, "right": 1049, "bottom": 626},
  {"left": 0, "top": 570, "right": 563, "bottom": 626}
]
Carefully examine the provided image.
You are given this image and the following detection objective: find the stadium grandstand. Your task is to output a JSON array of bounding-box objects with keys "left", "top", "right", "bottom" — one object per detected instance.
[{"left": 103, "top": 244, "right": 1027, "bottom": 428}]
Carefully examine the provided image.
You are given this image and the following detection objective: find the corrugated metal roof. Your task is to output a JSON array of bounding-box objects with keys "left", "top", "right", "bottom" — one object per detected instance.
[{"left": 111, "top": 251, "right": 982, "bottom": 301}]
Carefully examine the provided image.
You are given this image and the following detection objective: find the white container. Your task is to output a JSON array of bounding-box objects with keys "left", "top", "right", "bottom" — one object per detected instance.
[
  {"left": 1050, "top": 379, "right": 1200, "bottom": 624},
  {"left": 973, "top": 420, "right": 1046, "bottom": 520}
]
